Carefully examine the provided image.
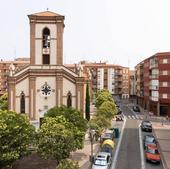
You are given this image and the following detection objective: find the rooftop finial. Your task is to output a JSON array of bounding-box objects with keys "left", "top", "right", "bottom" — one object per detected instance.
[{"left": 47, "top": 8, "right": 49, "bottom": 11}]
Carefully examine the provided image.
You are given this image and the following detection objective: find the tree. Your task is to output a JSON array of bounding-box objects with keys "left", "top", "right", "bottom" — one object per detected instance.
[
  {"left": 57, "top": 159, "right": 80, "bottom": 169},
  {"left": 0, "top": 110, "right": 35, "bottom": 167},
  {"left": 95, "top": 90, "right": 113, "bottom": 108},
  {"left": 85, "top": 82, "right": 90, "bottom": 121},
  {"left": 37, "top": 117, "right": 75, "bottom": 161},
  {"left": 45, "top": 106, "right": 87, "bottom": 133},
  {"left": 0, "top": 92, "right": 8, "bottom": 110},
  {"left": 97, "top": 101, "right": 116, "bottom": 120}
]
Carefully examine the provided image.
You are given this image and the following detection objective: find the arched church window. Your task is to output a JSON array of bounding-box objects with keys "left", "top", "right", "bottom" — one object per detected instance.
[
  {"left": 20, "top": 91, "right": 25, "bottom": 114},
  {"left": 67, "top": 91, "right": 72, "bottom": 108},
  {"left": 42, "top": 28, "right": 50, "bottom": 64},
  {"left": 42, "top": 28, "right": 50, "bottom": 48}
]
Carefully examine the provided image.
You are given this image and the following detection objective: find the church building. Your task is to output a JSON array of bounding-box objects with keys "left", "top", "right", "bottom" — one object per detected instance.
[{"left": 8, "top": 11, "right": 86, "bottom": 123}]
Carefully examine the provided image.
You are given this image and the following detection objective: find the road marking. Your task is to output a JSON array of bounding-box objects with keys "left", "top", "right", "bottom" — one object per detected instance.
[
  {"left": 111, "top": 116, "right": 127, "bottom": 169},
  {"left": 139, "top": 124, "right": 145, "bottom": 169}
]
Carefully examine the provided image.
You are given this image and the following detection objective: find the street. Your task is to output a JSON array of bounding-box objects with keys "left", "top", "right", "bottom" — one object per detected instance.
[{"left": 111, "top": 102, "right": 164, "bottom": 169}]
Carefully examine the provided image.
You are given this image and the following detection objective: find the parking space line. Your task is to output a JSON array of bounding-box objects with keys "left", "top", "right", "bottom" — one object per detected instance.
[
  {"left": 111, "top": 117, "right": 127, "bottom": 169},
  {"left": 139, "top": 124, "right": 145, "bottom": 169}
]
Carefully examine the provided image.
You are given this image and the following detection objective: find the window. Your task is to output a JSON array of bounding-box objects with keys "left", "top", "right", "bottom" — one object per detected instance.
[
  {"left": 163, "top": 82, "right": 168, "bottom": 87},
  {"left": 42, "top": 28, "right": 50, "bottom": 48},
  {"left": 67, "top": 91, "right": 72, "bottom": 108},
  {"left": 43, "top": 54, "right": 50, "bottom": 64},
  {"left": 162, "top": 70, "right": 168, "bottom": 75},
  {"left": 162, "top": 93, "right": 168, "bottom": 99},
  {"left": 163, "top": 58, "right": 168, "bottom": 64},
  {"left": 20, "top": 91, "right": 25, "bottom": 114}
]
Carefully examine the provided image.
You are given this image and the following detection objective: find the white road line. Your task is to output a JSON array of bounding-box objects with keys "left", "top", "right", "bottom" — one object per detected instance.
[
  {"left": 111, "top": 117, "right": 127, "bottom": 169},
  {"left": 128, "top": 115, "right": 131, "bottom": 119},
  {"left": 139, "top": 124, "right": 145, "bottom": 169}
]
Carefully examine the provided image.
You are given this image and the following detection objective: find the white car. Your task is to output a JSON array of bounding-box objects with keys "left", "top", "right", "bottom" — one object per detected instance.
[{"left": 92, "top": 152, "right": 112, "bottom": 169}]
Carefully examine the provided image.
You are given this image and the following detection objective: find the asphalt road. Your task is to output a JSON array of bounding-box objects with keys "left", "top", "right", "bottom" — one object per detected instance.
[
  {"left": 114, "top": 105, "right": 141, "bottom": 169},
  {"left": 111, "top": 102, "right": 164, "bottom": 169}
]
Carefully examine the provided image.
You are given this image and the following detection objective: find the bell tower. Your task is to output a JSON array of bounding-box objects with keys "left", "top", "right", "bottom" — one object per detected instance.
[{"left": 28, "top": 11, "right": 65, "bottom": 65}]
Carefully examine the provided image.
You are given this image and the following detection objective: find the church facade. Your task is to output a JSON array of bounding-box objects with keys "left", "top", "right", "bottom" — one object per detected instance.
[{"left": 8, "top": 11, "right": 86, "bottom": 122}]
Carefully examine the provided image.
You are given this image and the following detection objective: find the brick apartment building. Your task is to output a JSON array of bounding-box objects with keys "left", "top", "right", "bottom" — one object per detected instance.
[
  {"left": 135, "top": 52, "right": 170, "bottom": 117},
  {"left": 0, "top": 58, "right": 30, "bottom": 96},
  {"left": 66, "top": 61, "right": 130, "bottom": 99}
]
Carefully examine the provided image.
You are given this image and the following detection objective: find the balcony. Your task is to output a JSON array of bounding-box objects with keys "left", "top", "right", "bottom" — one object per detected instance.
[
  {"left": 149, "top": 85, "right": 159, "bottom": 90},
  {"left": 149, "top": 74, "right": 159, "bottom": 79},
  {"left": 149, "top": 96, "right": 158, "bottom": 101}
]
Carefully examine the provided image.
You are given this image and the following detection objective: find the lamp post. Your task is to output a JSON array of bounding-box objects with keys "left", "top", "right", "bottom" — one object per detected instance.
[{"left": 89, "top": 129, "right": 95, "bottom": 168}]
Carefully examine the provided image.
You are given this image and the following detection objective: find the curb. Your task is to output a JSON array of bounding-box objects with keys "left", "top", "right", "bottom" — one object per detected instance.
[{"left": 152, "top": 128, "right": 168, "bottom": 169}]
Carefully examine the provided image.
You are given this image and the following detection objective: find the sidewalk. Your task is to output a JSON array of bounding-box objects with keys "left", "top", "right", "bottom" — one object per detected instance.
[
  {"left": 69, "top": 104, "right": 123, "bottom": 169},
  {"left": 152, "top": 122, "right": 170, "bottom": 169}
]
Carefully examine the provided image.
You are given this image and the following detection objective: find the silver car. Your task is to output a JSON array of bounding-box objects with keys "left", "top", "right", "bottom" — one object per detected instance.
[{"left": 92, "top": 152, "right": 112, "bottom": 169}]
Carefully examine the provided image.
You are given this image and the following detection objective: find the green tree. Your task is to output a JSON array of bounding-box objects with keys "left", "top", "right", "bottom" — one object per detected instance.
[
  {"left": 97, "top": 101, "right": 116, "bottom": 120},
  {"left": 0, "top": 110, "right": 35, "bottom": 167},
  {"left": 85, "top": 82, "right": 90, "bottom": 121},
  {"left": 0, "top": 92, "right": 8, "bottom": 110},
  {"left": 45, "top": 106, "right": 87, "bottom": 132},
  {"left": 57, "top": 159, "right": 80, "bottom": 169},
  {"left": 37, "top": 117, "right": 75, "bottom": 161},
  {"left": 95, "top": 90, "right": 113, "bottom": 108}
]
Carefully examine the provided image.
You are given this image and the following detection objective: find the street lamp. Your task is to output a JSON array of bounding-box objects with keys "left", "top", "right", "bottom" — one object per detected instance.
[{"left": 89, "top": 129, "right": 96, "bottom": 168}]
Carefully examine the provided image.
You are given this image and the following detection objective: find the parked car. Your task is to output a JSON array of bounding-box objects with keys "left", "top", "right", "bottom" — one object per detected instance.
[
  {"left": 92, "top": 152, "right": 112, "bottom": 169},
  {"left": 132, "top": 105, "right": 140, "bottom": 112},
  {"left": 141, "top": 120, "right": 152, "bottom": 132},
  {"left": 101, "top": 139, "right": 114, "bottom": 157},
  {"left": 143, "top": 135, "right": 157, "bottom": 149},
  {"left": 101, "top": 130, "right": 114, "bottom": 142},
  {"left": 116, "top": 115, "right": 124, "bottom": 121},
  {"left": 145, "top": 144, "right": 161, "bottom": 164}
]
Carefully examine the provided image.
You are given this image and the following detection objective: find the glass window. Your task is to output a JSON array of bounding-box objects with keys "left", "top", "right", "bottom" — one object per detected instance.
[
  {"left": 163, "top": 82, "right": 168, "bottom": 87},
  {"left": 163, "top": 58, "right": 168, "bottom": 64},
  {"left": 163, "top": 93, "right": 168, "bottom": 98}
]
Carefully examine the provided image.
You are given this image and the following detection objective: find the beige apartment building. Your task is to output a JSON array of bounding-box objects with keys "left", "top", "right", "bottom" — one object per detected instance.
[
  {"left": 66, "top": 61, "right": 130, "bottom": 99},
  {"left": 0, "top": 58, "right": 29, "bottom": 96}
]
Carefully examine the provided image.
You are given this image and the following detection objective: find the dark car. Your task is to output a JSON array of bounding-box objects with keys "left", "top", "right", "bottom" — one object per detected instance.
[
  {"left": 133, "top": 106, "right": 140, "bottom": 112},
  {"left": 141, "top": 120, "right": 152, "bottom": 132},
  {"left": 143, "top": 135, "right": 157, "bottom": 149}
]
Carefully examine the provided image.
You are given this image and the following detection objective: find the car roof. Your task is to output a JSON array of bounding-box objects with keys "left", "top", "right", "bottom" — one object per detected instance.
[
  {"left": 144, "top": 135, "right": 155, "bottom": 139},
  {"left": 147, "top": 144, "right": 157, "bottom": 149},
  {"left": 97, "top": 152, "right": 111, "bottom": 157},
  {"left": 142, "top": 120, "right": 151, "bottom": 123}
]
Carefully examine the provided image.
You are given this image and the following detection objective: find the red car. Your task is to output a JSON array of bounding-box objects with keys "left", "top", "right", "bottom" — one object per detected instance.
[{"left": 145, "top": 144, "right": 161, "bottom": 164}]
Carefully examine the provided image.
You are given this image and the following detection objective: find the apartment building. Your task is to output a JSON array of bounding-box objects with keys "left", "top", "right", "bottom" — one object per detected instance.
[
  {"left": 135, "top": 52, "right": 170, "bottom": 117},
  {"left": 66, "top": 61, "right": 130, "bottom": 99},
  {"left": 129, "top": 70, "right": 136, "bottom": 98},
  {"left": 0, "top": 58, "right": 29, "bottom": 96}
]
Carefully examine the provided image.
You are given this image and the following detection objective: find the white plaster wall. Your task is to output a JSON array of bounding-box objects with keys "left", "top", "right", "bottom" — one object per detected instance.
[
  {"left": 35, "top": 24, "right": 57, "bottom": 65},
  {"left": 35, "top": 24, "right": 57, "bottom": 39},
  {"left": 63, "top": 78, "right": 76, "bottom": 108},
  {"left": 50, "top": 40, "right": 57, "bottom": 64},
  {"left": 108, "top": 68, "right": 115, "bottom": 94},
  {"left": 36, "top": 77, "right": 56, "bottom": 119},
  {"left": 16, "top": 78, "right": 29, "bottom": 96},
  {"left": 35, "top": 40, "right": 42, "bottom": 64}
]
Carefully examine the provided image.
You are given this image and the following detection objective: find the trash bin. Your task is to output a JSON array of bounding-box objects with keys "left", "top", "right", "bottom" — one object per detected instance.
[{"left": 114, "top": 128, "right": 119, "bottom": 138}]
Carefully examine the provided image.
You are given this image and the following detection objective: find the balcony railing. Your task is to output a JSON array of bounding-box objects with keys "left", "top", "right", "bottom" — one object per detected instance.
[
  {"left": 149, "top": 85, "right": 159, "bottom": 90},
  {"left": 149, "top": 74, "right": 159, "bottom": 79},
  {"left": 149, "top": 96, "right": 158, "bottom": 101}
]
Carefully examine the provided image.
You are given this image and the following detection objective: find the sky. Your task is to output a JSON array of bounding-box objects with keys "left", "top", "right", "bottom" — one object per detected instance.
[{"left": 1, "top": 0, "right": 170, "bottom": 69}]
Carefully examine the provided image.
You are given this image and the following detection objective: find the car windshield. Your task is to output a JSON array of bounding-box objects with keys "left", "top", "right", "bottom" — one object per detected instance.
[
  {"left": 147, "top": 148, "right": 159, "bottom": 154},
  {"left": 143, "top": 122, "right": 151, "bottom": 126},
  {"left": 94, "top": 159, "right": 107, "bottom": 166},
  {"left": 146, "top": 137, "right": 155, "bottom": 143}
]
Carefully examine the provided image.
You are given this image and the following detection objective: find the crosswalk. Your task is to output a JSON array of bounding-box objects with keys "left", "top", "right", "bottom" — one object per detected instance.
[{"left": 123, "top": 114, "right": 144, "bottom": 120}]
